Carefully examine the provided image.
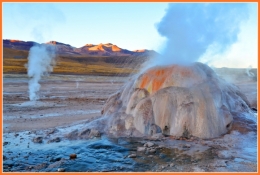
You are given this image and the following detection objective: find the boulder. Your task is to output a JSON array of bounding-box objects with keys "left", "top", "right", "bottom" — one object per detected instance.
[
  {"left": 69, "top": 154, "right": 77, "bottom": 159},
  {"left": 32, "top": 137, "right": 43, "bottom": 143},
  {"left": 47, "top": 137, "right": 61, "bottom": 143}
]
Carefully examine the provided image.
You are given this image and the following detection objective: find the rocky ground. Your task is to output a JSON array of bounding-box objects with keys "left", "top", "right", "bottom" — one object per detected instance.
[
  {"left": 3, "top": 73, "right": 257, "bottom": 172},
  {"left": 3, "top": 74, "right": 126, "bottom": 132}
]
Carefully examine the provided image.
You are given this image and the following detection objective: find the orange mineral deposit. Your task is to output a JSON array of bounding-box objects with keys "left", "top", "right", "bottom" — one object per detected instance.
[{"left": 139, "top": 66, "right": 174, "bottom": 94}]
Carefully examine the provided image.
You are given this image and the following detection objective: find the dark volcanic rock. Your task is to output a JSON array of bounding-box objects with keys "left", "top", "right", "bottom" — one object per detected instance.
[
  {"left": 47, "top": 137, "right": 61, "bottom": 143},
  {"left": 46, "top": 128, "right": 58, "bottom": 135},
  {"left": 32, "top": 137, "right": 43, "bottom": 143},
  {"left": 69, "top": 154, "right": 77, "bottom": 159},
  {"left": 128, "top": 154, "right": 137, "bottom": 158},
  {"left": 57, "top": 168, "right": 65, "bottom": 172}
]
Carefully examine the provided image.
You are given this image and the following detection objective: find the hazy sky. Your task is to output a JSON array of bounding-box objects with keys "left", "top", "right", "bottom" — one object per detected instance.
[
  {"left": 3, "top": 3, "right": 168, "bottom": 51},
  {"left": 3, "top": 3, "right": 258, "bottom": 68}
]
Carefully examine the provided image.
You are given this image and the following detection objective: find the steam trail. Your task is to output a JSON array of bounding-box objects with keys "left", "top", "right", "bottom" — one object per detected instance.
[
  {"left": 246, "top": 66, "right": 255, "bottom": 77},
  {"left": 12, "top": 3, "right": 66, "bottom": 101},
  {"left": 154, "top": 3, "right": 250, "bottom": 66},
  {"left": 27, "top": 44, "right": 56, "bottom": 101}
]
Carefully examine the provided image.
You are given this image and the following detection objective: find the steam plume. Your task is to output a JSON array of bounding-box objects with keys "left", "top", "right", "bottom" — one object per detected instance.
[
  {"left": 154, "top": 3, "right": 250, "bottom": 66},
  {"left": 17, "top": 4, "right": 65, "bottom": 101},
  {"left": 27, "top": 44, "right": 56, "bottom": 100},
  {"left": 246, "top": 66, "right": 255, "bottom": 77}
]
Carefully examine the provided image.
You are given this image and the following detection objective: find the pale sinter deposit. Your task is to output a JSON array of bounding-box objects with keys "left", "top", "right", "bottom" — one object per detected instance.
[{"left": 101, "top": 62, "right": 255, "bottom": 139}]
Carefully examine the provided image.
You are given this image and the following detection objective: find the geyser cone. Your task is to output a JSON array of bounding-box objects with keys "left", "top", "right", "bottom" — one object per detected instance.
[{"left": 102, "top": 62, "right": 253, "bottom": 139}]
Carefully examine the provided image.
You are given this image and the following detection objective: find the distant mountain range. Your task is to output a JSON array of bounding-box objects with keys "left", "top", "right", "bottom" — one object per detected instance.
[
  {"left": 3, "top": 39, "right": 158, "bottom": 76},
  {"left": 3, "top": 39, "right": 157, "bottom": 57}
]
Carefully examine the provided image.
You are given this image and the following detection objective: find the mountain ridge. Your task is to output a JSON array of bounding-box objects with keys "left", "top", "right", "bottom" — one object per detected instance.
[
  {"left": 3, "top": 39, "right": 157, "bottom": 57},
  {"left": 3, "top": 39, "right": 158, "bottom": 76}
]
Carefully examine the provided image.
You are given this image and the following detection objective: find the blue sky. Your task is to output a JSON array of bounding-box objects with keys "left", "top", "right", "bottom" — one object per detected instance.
[
  {"left": 3, "top": 3, "right": 257, "bottom": 68},
  {"left": 3, "top": 3, "right": 168, "bottom": 51}
]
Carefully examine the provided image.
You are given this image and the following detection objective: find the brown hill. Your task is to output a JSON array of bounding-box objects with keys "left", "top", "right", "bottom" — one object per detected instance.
[
  {"left": 3, "top": 39, "right": 157, "bottom": 76},
  {"left": 3, "top": 39, "right": 156, "bottom": 57}
]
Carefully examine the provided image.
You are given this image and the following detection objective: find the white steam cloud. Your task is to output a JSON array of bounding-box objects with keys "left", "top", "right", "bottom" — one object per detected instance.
[
  {"left": 153, "top": 3, "right": 251, "bottom": 67},
  {"left": 15, "top": 3, "right": 66, "bottom": 101},
  {"left": 27, "top": 44, "right": 56, "bottom": 101}
]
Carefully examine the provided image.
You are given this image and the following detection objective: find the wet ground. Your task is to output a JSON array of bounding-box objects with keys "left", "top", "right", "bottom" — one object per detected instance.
[
  {"left": 3, "top": 128, "right": 257, "bottom": 172},
  {"left": 3, "top": 74, "right": 257, "bottom": 172},
  {"left": 2, "top": 128, "right": 214, "bottom": 172}
]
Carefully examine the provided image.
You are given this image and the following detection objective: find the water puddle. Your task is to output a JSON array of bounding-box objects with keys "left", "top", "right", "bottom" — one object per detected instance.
[
  {"left": 3, "top": 92, "right": 24, "bottom": 95},
  {"left": 3, "top": 133, "right": 216, "bottom": 172},
  {"left": 3, "top": 117, "right": 257, "bottom": 172}
]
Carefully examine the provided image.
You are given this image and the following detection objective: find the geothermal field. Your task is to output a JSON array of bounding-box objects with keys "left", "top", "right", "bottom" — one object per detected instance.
[
  {"left": 3, "top": 3, "right": 258, "bottom": 173},
  {"left": 3, "top": 65, "right": 257, "bottom": 172}
]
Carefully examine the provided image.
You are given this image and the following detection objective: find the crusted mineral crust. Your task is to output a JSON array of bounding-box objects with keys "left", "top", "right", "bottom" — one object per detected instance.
[{"left": 102, "top": 62, "right": 254, "bottom": 139}]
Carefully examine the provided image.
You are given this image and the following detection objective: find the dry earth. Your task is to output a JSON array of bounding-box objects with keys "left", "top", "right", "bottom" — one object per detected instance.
[{"left": 3, "top": 75, "right": 127, "bottom": 133}]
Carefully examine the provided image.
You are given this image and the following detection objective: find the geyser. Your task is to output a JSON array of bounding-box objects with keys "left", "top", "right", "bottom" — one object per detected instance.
[
  {"left": 101, "top": 63, "right": 254, "bottom": 139},
  {"left": 27, "top": 44, "right": 56, "bottom": 101}
]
